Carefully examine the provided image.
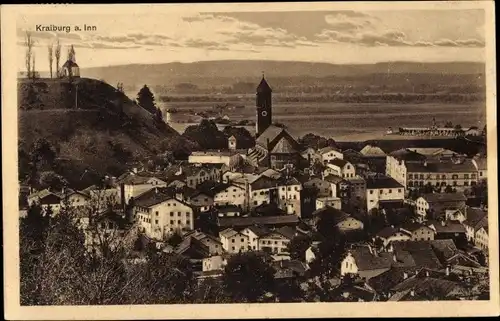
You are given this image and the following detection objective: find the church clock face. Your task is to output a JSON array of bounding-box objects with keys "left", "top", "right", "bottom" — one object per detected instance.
[{"left": 261, "top": 111, "right": 268, "bottom": 117}]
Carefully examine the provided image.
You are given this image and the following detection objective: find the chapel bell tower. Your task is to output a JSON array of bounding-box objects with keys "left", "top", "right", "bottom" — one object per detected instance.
[{"left": 256, "top": 72, "right": 272, "bottom": 137}]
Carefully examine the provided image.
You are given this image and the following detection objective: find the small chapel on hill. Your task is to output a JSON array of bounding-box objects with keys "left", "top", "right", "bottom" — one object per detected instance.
[{"left": 247, "top": 75, "right": 302, "bottom": 170}]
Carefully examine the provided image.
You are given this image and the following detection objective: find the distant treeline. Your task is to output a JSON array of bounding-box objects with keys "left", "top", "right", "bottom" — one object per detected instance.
[{"left": 159, "top": 92, "right": 485, "bottom": 104}]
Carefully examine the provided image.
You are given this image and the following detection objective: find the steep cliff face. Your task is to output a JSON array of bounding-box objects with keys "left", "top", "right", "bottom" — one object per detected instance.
[{"left": 18, "top": 77, "right": 182, "bottom": 185}]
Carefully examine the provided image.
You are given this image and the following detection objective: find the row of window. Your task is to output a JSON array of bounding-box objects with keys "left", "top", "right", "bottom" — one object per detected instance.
[
  {"left": 408, "top": 173, "right": 477, "bottom": 180},
  {"left": 369, "top": 188, "right": 402, "bottom": 194}
]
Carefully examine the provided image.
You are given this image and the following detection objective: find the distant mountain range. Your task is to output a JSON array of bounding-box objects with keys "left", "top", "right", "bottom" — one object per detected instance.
[{"left": 82, "top": 60, "right": 485, "bottom": 90}]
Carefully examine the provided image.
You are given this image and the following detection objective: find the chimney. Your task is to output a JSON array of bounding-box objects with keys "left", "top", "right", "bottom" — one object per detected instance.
[
  {"left": 132, "top": 167, "right": 138, "bottom": 174},
  {"left": 423, "top": 161, "right": 428, "bottom": 167},
  {"left": 446, "top": 265, "right": 450, "bottom": 276},
  {"left": 425, "top": 271, "right": 430, "bottom": 277},
  {"left": 441, "top": 220, "right": 446, "bottom": 227},
  {"left": 410, "top": 290, "right": 415, "bottom": 297},
  {"left": 403, "top": 272, "right": 408, "bottom": 279}
]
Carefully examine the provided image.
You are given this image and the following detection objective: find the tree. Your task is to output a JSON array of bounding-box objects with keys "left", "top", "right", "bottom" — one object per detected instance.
[
  {"left": 154, "top": 107, "right": 164, "bottom": 123},
  {"left": 48, "top": 42, "right": 54, "bottom": 78},
  {"left": 137, "top": 85, "right": 157, "bottom": 114},
  {"left": 32, "top": 52, "right": 37, "bottom": 79},
  {"left": 444, "top": 121, "right": 453, "bottom": 128},
  {"left": 38, "top": 171, "right": 68, "bottom": 191},
  {"left": 182, "top": 119, "right": 227, "bottom": 150},
  {"left": 444, "top": 185, "right": 454, "bottom": 193},
  {"left": 55, "top": 37, "right": 61, "bottom": 77},
  {"left": 222, "top": 252, "right": 276, "bottom": 302},
  {"left": 30, "top": 138, "right": 56, "bottom": 171},
  {"left": 308, "top": 227, "right": 347, "bottom": 279},
  {"left": 166, "top": 230, "right": 183, "bottom": 247},
  {"left": 25, "top": 31, "right": 35, "bottom": 78},
  {"left": 287, "top": 234, "right": 312, "bottom": 261}
]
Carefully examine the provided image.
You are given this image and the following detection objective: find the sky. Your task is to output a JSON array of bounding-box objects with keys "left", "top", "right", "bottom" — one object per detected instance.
[{"left": 16, "top": 8, "right": 486, "bottom": 71}]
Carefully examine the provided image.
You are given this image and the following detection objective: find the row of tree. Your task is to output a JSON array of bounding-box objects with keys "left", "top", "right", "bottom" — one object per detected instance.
[{"left": 24, "top": 31, "right": 67, "bottom": 79}]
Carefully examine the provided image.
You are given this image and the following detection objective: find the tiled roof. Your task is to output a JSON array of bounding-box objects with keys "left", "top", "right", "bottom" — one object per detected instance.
[
  {"left": 368, "top": 267, "right": 416, "bottom": 295},
  {"left": 377, "top": 226, "right": 411, "bottom": 239},
  {"left": 350, "top": 247, "right": 393, "bottom": 271},
  {"left": 219, "top": 228, "right": 240, "bottom": 239},
  {"left": 175, "top": 237, "right": 210, "bottom": 257},
  {"left": 244, "top": 225, "right": 271, "bottom": 237},
  {"left": 420, "top": 192, "right": 467, "bottom": 203},
  {"left": 256, "top": 126, "right": 284, "bottom": 147},
  {"left": 323, "top": 174, "right": 345, "bottom": 184},
  {"left": 260, "top": 168, "right": 282, "bottom": 179},
  {"left": 406, "top": 159, "right": 477, "bottom": 173},
  {"left": 276, "top": 226, "right": 297, "bottom": 239},
  {"left": 389, "top": 149, "right": 427, "bottom": 161},
  {"left": 392, "top": 241, "right": 443, "bottom": 269},
  {"left": 318, "top": 146, "right": 339, "bottom": 155},
  {"left": 463, "top": 207, "right": 488, "bottom": 228},
  {"left": 134, "top": 188, "right": 182, "bottom": 208},
  {"left": 312, "top": 206, "right": 351, "bottom": 225},
  {"left": 271, "top": 136, "right": 300, "bottom": 154},
  {"left": 390, "top": 276, "right": 464, "bottom": 298},
  {"left": 328, "top": 158, "right": 349, "bottom": 167},
  {"left": 218, "top": 215, "right": 299, "bottom": 229},
  {"left": 428, "top": 220, "right": 466, "bottom": 234},
  {"left": 365, "top": 176, "right": 404, "bottom": 189},
  {"left": 360, "top": 145, "right": 386, "bottom": 157},
  {"left": 430, "top": 239, "right": 458, "bottom": 262}
]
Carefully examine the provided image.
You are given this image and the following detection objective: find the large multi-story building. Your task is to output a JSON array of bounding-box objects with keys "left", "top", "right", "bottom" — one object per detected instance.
[
  {"left": 365, "top": 175, "right": 405, "bottom": 212},
  {"left": 386, "top": 149, "right": 478, "bottom": 192}
]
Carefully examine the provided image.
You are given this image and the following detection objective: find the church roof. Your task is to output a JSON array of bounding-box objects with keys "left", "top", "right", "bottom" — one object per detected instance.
[
  {"left": 62, "top": 59, "right": 79, "bottom": 68},
  {"left": 256, "top": 125, "right": 284, "bottom": 147},
  {"left": 256, "top": 76, "right": 272, "bottom": 93},
  {"left": 271, "top": 136, "right": 300, "bottom": 154}
]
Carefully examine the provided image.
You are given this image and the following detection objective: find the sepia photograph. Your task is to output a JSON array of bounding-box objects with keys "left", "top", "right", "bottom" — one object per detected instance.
[{"left": 2, "top": 2, "right": 498, "bottom": 319}]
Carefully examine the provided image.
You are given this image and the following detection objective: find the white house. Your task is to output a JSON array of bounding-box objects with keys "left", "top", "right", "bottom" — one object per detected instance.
[
  {"left": 202, "top": 254, "right": 229, "bottom": 272},
  {"left": 119, "top": 174, "right": 168, "bottom": 205},
  {"left": 134, "top": 189, "right": 194, "bottom": 240},
  {"left": 27, "top": 189, "right": 62, "bottom": 215},
  {"left": 462, "top": 207, "right": 488, "bottom": 243},
  {"left": 219, "top": 228, "right": 249, "bottom": 254},
  {"left": 276, "top": 177, "right": 302, "bottom": 215},
  {"left": 475, "top": 226, "right": 489, "bottom": 250},
  {"left": 375, "top": 226, "right": 412, "bottom": 247},
  {"left": 472, "top": 156, "right": 487, "bottom": 180},
  {"left": 317, "top": 146, "right": 344, "bottom": 162},
  {"left": 258, "top": 229, "right": 293, "bottom": 255},
  {"left": 365, "top": 176, "right": 405, "bottom": 212},
  {"left": 240, "top": 226, "right": 270, "bottom": 251},
  {"left": 315, "top": 197, "right": 342, "bottom": 210},
  {"left": 213, "top": 183, "right": 246, "bottom": 207},
  {"left": 302, "top": 177, "right": 332, "bottom": 198},
  {"left": 325, "top": 159, "right": 356, "bottom": 179},
  {"left": 188, "top": 150, "right": 241, "bottom": 170},
  {"left": 63, "top": 189, "right": 91, "bottom": 208},
  {"left": 415, "top": 193, "right": 467, "bottom": 221}
]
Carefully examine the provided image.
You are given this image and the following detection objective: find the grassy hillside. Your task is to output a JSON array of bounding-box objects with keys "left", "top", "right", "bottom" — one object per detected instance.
[{"left": 18, "top": 77, "right": 182, "bottom": 186}]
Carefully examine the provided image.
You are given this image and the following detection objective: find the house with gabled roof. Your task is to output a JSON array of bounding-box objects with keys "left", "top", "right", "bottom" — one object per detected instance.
[
  {"left": 462, "top": 207, "right": 487, "bottom": 242},
  {"left": 312, "top": 206, "right": 364, "bottom": 233},
  {"left": 317, "top": 146, "right": 343, "bottom": 163},
  {"left": 219, "top": 228, "right": 249, "bottom": 254},
  {"left": 182, "top": 230, "right": 223, "bottom": 256},
  {"left": 133, "top": 188, "right": 195, "bottom": 240},
  {"left": 324, "top": 158, "right": 356, "bottom": 179},
  {"left": 258, "top": 227, "right": 295, "bottom": 255},
  {"left": 27, "top": 189, "right": 63, "bottom": 214},
  {"left": 415, "top": 192, "right": 467, "bottom": 221}
]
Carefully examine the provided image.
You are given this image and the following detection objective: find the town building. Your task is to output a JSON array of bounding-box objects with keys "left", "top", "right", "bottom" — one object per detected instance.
[
  {"left": 324, "top": 158, "right": 356, "bottom": 179},
  {"left": 315, "top": 197, "right": 342, "bottom": 210},
  {"left": 188, "top": 150, "right": 242, "bottom": 170},
  {"left": 475, "top": 225, "right": 489, "bottom": 251},
  {"left": 415, "top": 193, "right": 467, "bottom": 221},
  {"left": 134, "top": 188, "right": 195, "bottom": 240},
  {"left": 182, "top": 230, "right": 224, "bottom": 256},
  {"left": 462, "top": 207, "right": 488, "bottom": 243},
  {"left": 302, "top": 177, "right": 332, "bottom": 198},
  {"left": 317, "top": 146, "right": 344, "bottom": 163},
  {"left": 219, "top": 228, "right": 249, "bottom": 253},
  {"left": 312, "top": 206, "right": 364, "bottom": 232},
  {"left": 258, "top": 227, "right": 295, "bottom": 254},
  {"left": 365, "top": 175, "right": 405, "bottom": 212},
  {"left": 117, "top": 173, "right": 167, "bottom": 205},
  {"left": 61, "top": 45, "right": 80, "bottom": 78},
  {"left": 27, "top": 189, "right": 62, "bottom": 214}
]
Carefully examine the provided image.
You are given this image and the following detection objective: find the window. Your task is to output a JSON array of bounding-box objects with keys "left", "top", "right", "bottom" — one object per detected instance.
[
  {"left": 170, "top": 220, "right": 174, "bottom": 224},
  {"left": 232, "top": 246, "right": 235, "bottom": 251},
  {"left": 177, "top": 212, "right": 181, "bottom": 216},
  {"left": 155, "top": 211, "right": 159, "bottom": 216},
  {"left": 441, "top": 175, "right": 446, "bottom": 179},
  {"left": 241, "top": 238, "right": 244, "bottom": 242},
  {"left": 408, "top": 174, "right": 413, "bottom": 179},
  {"left": 233, "top": 189, "right": 237, "bottom": 192},
  {"left": 480, "top": 171, "right": 483, "bottom": 176},
  {"left": 186, "top": 220, "right": 190, "bottom": 225},
  {"left": 170, "top": 212, "right": 174, "bottom": 216},
  {"left": 464, "top": 174, "right": 469, "bottom": 179},
  {"left": 379, "top": 189, "right": 383, "bottom": 194},
  {"left": 347, "top": 165, "right": 351, "bottom": 169},
  {"left": 471, "top": 174, "right": 477, "bottom": 179},
  {"left": 420, "top": 174, "right": 424, "bottom": 179},
  {"left": 464, "top": 181, "right": 469, "bottom": 186},
  {"left": 100, "top": 222, "right": 106, "bottom": 229},
  {"left": 398, "top": 189, "right": 402, "bottom": 193},
  {"left": 254, "top": 201, "right": 258, "bottom": 205},
  {"left": 389, "top": 189, "right": 392, "bottom": 193},
  {"left": 453, "top": 181, "right": 457, "bottom": 186},
  {"left": 204, "top": 198, "right": 208, "bottom": 202},
  {"left": 108, "top": 222, "right": 114, "bottom": 229},
  {"left": 294, "top": 187, "right": 298, "bottom": 191},
  {"left": 232, "top": 239, "right": 235, "bottom": 243},
  {"left": 274, "top": 241, "right": 278, "bottom": 244},
  {"left": 370, "top": 190, "right": 374, "bottom": 194},
  {"left": 155, "top": 220, "right": 159, "bottom": 224},
  {"left": 186, "top": 212, "right": 190, "bottom": 215}
]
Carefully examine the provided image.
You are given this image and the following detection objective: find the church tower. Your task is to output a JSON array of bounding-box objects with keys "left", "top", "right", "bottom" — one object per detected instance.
[{"left": 256, "top": 73, "right": 272, "bottom": 137}]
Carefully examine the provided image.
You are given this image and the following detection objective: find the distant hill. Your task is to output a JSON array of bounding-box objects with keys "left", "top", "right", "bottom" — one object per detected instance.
[
  {"left": 18, "top": 77, "right": 182, "bottom": 186},
  {"left": 82, "top": 60, "right": 485, "bottom": 91}
]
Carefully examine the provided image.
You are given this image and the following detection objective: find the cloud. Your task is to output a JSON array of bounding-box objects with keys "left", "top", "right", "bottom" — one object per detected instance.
[
  {"left": 324, "top": 12, "right": 378, "bottom": 32},
  {"left": 316, "top": 28, "right": 485, "bottom": 48}
]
